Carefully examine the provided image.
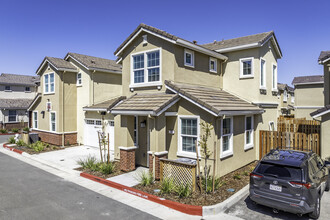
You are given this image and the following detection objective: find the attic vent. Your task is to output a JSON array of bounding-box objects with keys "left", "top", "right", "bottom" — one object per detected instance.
[{"left": 91, "top": 60, "right": 96, "bottom": 64}]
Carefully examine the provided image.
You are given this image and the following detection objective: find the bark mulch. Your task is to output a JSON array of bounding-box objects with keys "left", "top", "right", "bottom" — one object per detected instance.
[
  {"left": 8, "top": 144, "right": 73, "bottom": 155},
  {"left": 133, "top": 161, "right": 258, "bottom": 206},
  {"left": 75, "top": 161, "right": 124, "bottom": 179}
]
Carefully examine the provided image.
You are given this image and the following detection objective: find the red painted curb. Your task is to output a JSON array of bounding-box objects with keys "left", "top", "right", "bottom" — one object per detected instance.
[
  {"left": 3, "top": 143, "right": 24, "bottom": 154},
  {"left": 0, "top": 133, "right": 19, "bottom": 136},
  {"left": 80, "top": 172, "right": 203, "bottom": 216}
]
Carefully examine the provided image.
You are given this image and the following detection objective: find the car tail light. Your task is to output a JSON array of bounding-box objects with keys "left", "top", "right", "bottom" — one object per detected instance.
[
  {"left": 290, "top": 181, "right": 311, "bottom": 189},
  {"left": 250, "top": 173, "right": 263, "bottom": 179}
]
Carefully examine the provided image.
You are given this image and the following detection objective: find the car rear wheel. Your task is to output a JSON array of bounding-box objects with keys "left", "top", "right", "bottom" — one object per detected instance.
[{"left": 309, "top": 195, "right": 321, "bottom": 219}]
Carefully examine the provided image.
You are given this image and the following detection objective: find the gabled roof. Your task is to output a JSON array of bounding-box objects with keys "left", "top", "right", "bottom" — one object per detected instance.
[
  {"left": 36, "top": 57, "right": 78, "bottom": 75},
  {"left": 292, "top": 75, "right": 324, "bottom": 86},
  {"left": 114, "top": 23, "right": 227, "bottom": 61},
  {"left": 0, "top": 73, "right": 39, "bottom": 86},
  {"left": 165, "top": 81, "right": 263, "bottom": 116},
  {"left": 0, "top": 99, "right": 34, "bottom": 109},
  {"left": 311, "top": 105, "right": 330, "bottom": 118},
  {"left": 202, "top": 31, "right": 282, "bottom": 58},
  {"left": 27, "top": 93, "right": 41, "bottom": 111},
  {"left": 319, "top": 51, "right": 330, "bottom": 64},
  {"left": 111, "top": 93, "right": 180, "bottom": 116},
  {"left": 83, "top": 96, "right": 126, "bottom": 112},
  {"left": 277, "top": 83, "right": 294, "bottom": 93},
  {"left": 64, "top": 52, "right": 122, "bottom": 73}
]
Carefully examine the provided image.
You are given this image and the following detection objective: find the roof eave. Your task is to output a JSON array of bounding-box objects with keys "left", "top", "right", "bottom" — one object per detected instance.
[
  {"left": 293, "top": 82, "right": 324, "bottom": 86},
  {"left": 218, "top": 109, "right": 264, "bottom": 116}
]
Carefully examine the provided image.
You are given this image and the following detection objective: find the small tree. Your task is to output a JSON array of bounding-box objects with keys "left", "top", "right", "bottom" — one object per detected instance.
[{"left": 199, "top": 122, "right": 213, "bottom": 194}]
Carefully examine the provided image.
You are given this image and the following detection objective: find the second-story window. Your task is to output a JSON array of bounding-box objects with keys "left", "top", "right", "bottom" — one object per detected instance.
[
  {"left": 209, "top": 57, "right": 217, "bottom": 73},
  {"left": 5, "top": 85, "right": 11, "bottom": 91},
  {"left": 283, "top": 90, "right": 288, "bottom": 102},
  {"left": 77, "top": 73, "right": 82, "bottom": 86},
  {"left": 131, "top": 49, "right": 161, "bottom": 85},
  {"left": 240, "top": 57, "right": 254, "bottom": 78},
  {"left": 291, "top": 94, "right": 295, "bottom": 103},
  {"left": 44, "top": 73, "right": 55, "bottom": 94},
  {"left": 184, "top": 49, "right": 194, "bottom": 68},
  {"left": 272, "top": 64, "right": 277, "bottom": 91},
  {"left": 260, "top": 59, "right": 266, "bottom": 88},
  {"left": 25, "top": 87, "right": 31, "bottom": 92}
]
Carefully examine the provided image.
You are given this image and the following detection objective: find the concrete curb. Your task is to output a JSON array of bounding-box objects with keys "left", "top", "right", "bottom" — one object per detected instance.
[
  {"left": 203, "top": 184, "right": 249, "bottom": 217},
  {"left": 3, "top": 143, "right": 24, "bottom": 154}
]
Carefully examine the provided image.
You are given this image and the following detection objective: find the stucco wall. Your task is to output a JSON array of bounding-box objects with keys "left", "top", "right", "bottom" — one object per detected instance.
[
  {"left": 321, "top": 114, "right": 330, "bottom": 159},
  {"left": 323, "top": 63, "right": 330, "bottom": 105},
  {"left": 0, "top": 85, "right": 37, "bottom": 99}
]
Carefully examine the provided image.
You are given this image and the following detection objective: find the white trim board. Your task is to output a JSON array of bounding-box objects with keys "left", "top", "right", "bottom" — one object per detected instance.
[
  {"left": 294, "top": 106, "right": 323, "bottom": 109},
  {"left": 312, "top": 109, "right": 330, "bottom": 118}
]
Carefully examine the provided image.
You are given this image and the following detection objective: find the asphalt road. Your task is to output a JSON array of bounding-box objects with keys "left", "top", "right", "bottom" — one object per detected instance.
[
  {"left": 0, "top": 152, "right": 159, "bottom": 220},
  {"left": 0, "top": 135, "right": 12, "bottom": 144},
  {"left": 225, "top": 192, "right": 330, "bottom": 220}
]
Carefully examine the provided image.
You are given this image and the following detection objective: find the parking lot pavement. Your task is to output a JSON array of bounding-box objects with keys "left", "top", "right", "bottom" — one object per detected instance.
[
  {"left": 225, "top": 191, "right": 330, "bottom": 220},
  {"left": 0, "top": 134, "right": 13, "bottom": 144}
]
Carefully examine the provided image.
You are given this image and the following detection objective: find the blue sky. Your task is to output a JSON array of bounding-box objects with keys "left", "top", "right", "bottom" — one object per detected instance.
[{"left": 0, "top": 0, "right": 329, "bottom": 85}]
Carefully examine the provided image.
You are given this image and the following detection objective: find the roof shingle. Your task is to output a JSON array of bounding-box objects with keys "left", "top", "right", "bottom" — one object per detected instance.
[
  {"left": 292, "top": 75, "right": 324, "bottom": 85},
  {"left": 0, "top": 73, "right": 39, "bottom": 86},
  {"left": 0, "top": 99, "right": 33, "bottom": 109},
  {"left": 83, "top": 96, "right": 126, "bottom": 111},
  {"left": 319, "top": 51, "right": 330, "bottom": 63}
]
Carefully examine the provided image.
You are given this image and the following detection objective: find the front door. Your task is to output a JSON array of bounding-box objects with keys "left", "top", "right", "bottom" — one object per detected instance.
[{"left": 136, "top": 116, "right": 148, "bottom": 167}]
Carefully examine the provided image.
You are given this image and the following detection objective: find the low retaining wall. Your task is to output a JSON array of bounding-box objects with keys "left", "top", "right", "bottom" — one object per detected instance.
[{"left": 31, "top": 130, "right": 77, "bottom": 146}]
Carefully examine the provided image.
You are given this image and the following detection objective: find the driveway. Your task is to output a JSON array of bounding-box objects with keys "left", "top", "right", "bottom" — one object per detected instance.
[
  {"left": 0, "top": 152, "right": 159, "bottom": 220},
  {"left": 0, "top": 134, "right": 13, "bottom": 144},
  {"left": 225, "top": 192, "right": 330, "bottom": 220}
]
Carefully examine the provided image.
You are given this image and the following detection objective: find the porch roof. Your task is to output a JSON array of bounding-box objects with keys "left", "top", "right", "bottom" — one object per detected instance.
[
  {"left": 111, "top": 93, "right": 180, "bottom": 116},
  {"left": 165, "top": 80, "right": 263, "bottom": 116},
  {"left": 310, "top": 105, "right": 330, "bottom": 118},
  {"left": 83, "top": 96, "right": 126, "bottom": 112},
  {"left": 0, "top": 99, "right": 33, "bottom": 110}
]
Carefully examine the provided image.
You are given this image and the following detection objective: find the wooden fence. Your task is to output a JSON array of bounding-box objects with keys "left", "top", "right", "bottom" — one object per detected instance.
[
  {"left": 277, "top": 117, "right": 320, "bottom": 134},
  {"left": 259, "top": 130, "right": 320, "bottom": 159}
]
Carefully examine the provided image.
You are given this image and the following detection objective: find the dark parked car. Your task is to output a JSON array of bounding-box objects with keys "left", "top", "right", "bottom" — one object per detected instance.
[{"left": 250, "top": 149, "right": 330, "bottom": 219}]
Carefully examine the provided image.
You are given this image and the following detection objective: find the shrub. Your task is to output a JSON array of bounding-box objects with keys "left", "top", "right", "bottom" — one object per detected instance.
[
  {"left": 138, "top": 171, "right": 153, "bottom": 186},
  {"left": 242, "top": 171, "right": 249, "bottom": 176},
  {"left": 11, "top": 128, "right": 19, "bottom": 133},
  {"left": 99, "top": 162, "right": 115, "bottom": 175},
  {"left": 77, "top": 156, "right": 98, "bottom": 170},
  {"left": 233, "top": 174, "right": 241, "bottom": 180},
  {"left": 8, "top": 136, "right": 16, "bottom": 144},
  {"left": 175, "top": 182, "right": 191, "bottom": 198},
  {"left": 23, "top": 127, "right": 30, "bottom": 133},
  {"left": 202, "top": 176, "right": 222, "bottom": 193},
  {"left": 16, "top": 139, "right": 26, "bottom": 147},
  {"left": 0, "top": 129, "right": 8, "bottom": 134},
  {"left": 29, "top": 141, "right": 45, "bottom": 152},
  {"left": 160, "top": 177, "right": 175, "bottom": 194}
]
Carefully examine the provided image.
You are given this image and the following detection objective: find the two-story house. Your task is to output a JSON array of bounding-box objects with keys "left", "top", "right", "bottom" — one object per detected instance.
[
  {"left": 311, "top": 51, "right": 330, "bottom": 158},
  {"left": 292, "top": 75, "right": 324, "bottom": 119},
  {"left": 111, "top": 24, "right": 281, "bottom": 177},
  {"left": 28, "top": 53, "right": 122, "bottom": 147},
  {"left": 0, "top": 73, "right": 38, "bottom": 130},
  {"left": 277, "top": 83, "right": 294, "bottom": 116}
]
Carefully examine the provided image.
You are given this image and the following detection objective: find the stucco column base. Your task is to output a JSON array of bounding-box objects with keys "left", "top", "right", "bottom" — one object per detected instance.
[
  {"left": 119, "top": 146, "right": 137, "bottom": 172},
  {"left": 148, "top": 151, "right": 168, "bottom": 180}
]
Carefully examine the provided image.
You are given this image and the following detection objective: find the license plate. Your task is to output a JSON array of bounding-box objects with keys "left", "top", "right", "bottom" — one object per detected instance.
[{"left": 270, "top": 184, "right": 282, "bottom": 192}]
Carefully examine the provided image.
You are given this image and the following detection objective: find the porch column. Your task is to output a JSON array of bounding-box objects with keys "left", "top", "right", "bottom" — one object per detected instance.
[
  {"left": 148, "top": 151, "right": 168, "bottom": 180},
  {"left": 119, "top": 146, "right": 137, "bottom": 172}
]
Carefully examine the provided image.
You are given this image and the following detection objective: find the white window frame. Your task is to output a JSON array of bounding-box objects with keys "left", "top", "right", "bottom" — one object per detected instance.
[
  {"left": 244, "top": 115, "right": 254, "bottom": 150},
  {"left": 240, "top": 57, "right": 254, "bottom": 78},
  {"left": 272, "top": 64, "right": 278, "bottom": 91},
  {"left": 33, "top": 111, "right": 38, "bottom": 129},
  {"left": 260, "top": 58, "right": 266, "bottom": 89},
  {"left": 291, "top": 94, "right": 295, "bottom": 104},
  {"left": 76, "top": 72, "right": 82, "bottom": 86},
  {"left": 177, "top": 115, "right": 200, "bottom": 158},
  {"left": 220, "top": 117, "right": 233, "bottom": 158},
  {"left": 44, "top": 72, "right": 55, "bottom": 94},
  {"left": 283, "top": 90, "right": 288, "bottom": 102},
  {"left": 209, "top": 57, "right": 217, "bottom": 73},
  {"left": 184, "top": 49, "right": 195, "bottom": 68},
  {"left": 130, "top": 48, "right": 162, "bottom": 88},
  {"left": 8, "top": 110, "right": 17, "bottom": 122},
  {"left": 50, "top": 111, "right": 56, "bottom": 132}
]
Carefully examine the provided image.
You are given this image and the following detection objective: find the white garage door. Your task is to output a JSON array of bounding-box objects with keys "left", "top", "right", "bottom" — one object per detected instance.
[{"left": 84, "top": 119, "right": 115, "bottom": 151}]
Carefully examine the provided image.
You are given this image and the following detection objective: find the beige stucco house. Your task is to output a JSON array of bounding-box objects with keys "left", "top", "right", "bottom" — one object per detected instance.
[
  {"left": 311, "top": 51, "right": 330, "bottom": 159},
  {"left": 111, "top": 24, "right": 282, "bottom": 177},
  {"left": 0, "top": 73, "right": 38, "bottom": 130},
  {"left": 277, "top": 83, "right": 294, "bottom": 116},
  {"left": 292, "top": 75, "right": 324, "bottom": 119},
  {"left": 28, "top": 53, "right": 122, "bottom": 147}
]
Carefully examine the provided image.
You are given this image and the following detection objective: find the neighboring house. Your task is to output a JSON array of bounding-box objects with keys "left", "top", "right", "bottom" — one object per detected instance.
[
  {"left": 277, "top": 83, "right": 294, "bottom": 116},
  {"left": 111, "top": 24, "right": 281, "bottom": 177},
  {"left": 311, "top": 51, "right": 330, "bottom": 159},
  {"left": 28, "top": 53, "right": 122, "bottom": 147},
  {"left": 292, "top": 75, "right": 324, "bottom": 119},
  {"left": 0, "top": 73, "right": 38, "bottom": 130}
]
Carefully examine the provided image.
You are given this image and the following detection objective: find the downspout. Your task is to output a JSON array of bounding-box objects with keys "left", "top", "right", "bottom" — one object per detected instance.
[{"left": 62, "top": 71, "right": 65, "bottom": 147}]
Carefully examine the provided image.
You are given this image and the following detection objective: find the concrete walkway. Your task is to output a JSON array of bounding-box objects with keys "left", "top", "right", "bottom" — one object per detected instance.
[{"left": 107, "top": 166, "right": 149, "bottom": 187}]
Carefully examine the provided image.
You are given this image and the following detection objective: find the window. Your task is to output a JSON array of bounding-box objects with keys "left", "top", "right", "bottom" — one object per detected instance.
[
  {"left": 131, "top": 49, "right": 161, "bottom": 86},
  {"left": 76, "top": 73, "right": 82, "bottom": 86},
  {"left": 260, "top": 59, "right": 266, "bottom": 88},
  {"left": 184, "top": 49, "right": 194, "bottom": 68},
  {"left": 50, "top": 112, "right": 56, "bottom": 132},
  {"left": 178, "top": 116, "right": 199, "bottom": 157},
  {"left": 44, "top": 73, "right": 55, "bottom": 94},
  {"left": 291, "top": 94, "right": 295, "bottom": 104},
  {"left": 8, "top": 110, "right": 17, "bottom": 122},
  {"left": 134, "top": 116, "right": 138, "bottom": 146},
  {"left": 5, "top": 85, "right": 11, "bottom": 91},
  {"left": 110, "top": 121, "right": 115, "bottom": 126},
  {"left": 245, "top": 116, "right": 254, "bottom": 150},
  {"left": 25, "top": 87, "right": 31, "bottom": 92},
  {"left": 33, "top": 111, "right": 38, "bottom": 129},
  {"left": 240, "top": 57, "right": 254, "bottom": 78},
  {"left": 269, "top": 121, "right": 275, "bottom": 131},
  {"left": 209, "top": 57, "right": 217, "bottom": 73},
  {"left": 283, "top": 90, "right": 288, "bottom": 102},
  {"left": 221, "top": 117, "right": 233, "bottom": 158},
  {"left": 272, "top": 64, "right": 277, "bottom": 91}
]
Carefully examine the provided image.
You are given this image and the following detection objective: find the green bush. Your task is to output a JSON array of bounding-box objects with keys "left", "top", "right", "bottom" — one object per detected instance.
[
  {"left": 138, "top": 171, "right": 153, "bottom": 186},
  {"left": 98, "top": 162, "right": 115, "bottom": 175},
  {"left": 23, "top": 127, "right": 30, "bottom": 133},
  {"left": 16, "top": 139, "right": 26, "bottom": 147},
  {"left": 160, "top": 177, "right": 175, "bottom": 194},
  {"left": 8, "top": 136, "right": 16, "bottom": 144},
  {"left": 175, "top": 182, "right": 191, "bottom": 198},
  {"left": 233, "top": 174, "right": 241, "bottom": 180},
  {"left": 11, "top": 128, "right": 19, "bottom": 133},
  {"left": 242, "top": 171, "right": 249, "bottom": 176},
  {"left": 0, "top": 129, "right": 8, "bottom": 134},
  {"left": 202, "top": 176, "right": 223, "bottom": 193},
  {"left": 77, "top": 156, "right": 98, "bottom": 169},
  {"left": 29, "top": 141, "right": 45, "bottom": 152}
]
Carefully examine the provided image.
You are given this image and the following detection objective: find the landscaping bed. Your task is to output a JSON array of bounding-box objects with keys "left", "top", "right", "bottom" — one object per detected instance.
[
  {"left": 133, "top": 161, "right": 257, "bottom": 206},
  {"left": 5, "top": 141, "right": 64, "bottom": 154}
]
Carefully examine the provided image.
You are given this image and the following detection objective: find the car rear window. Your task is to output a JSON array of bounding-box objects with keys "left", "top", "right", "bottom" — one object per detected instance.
[{"left": 256, "top": 162, "right": 302, "bottom": 181}]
